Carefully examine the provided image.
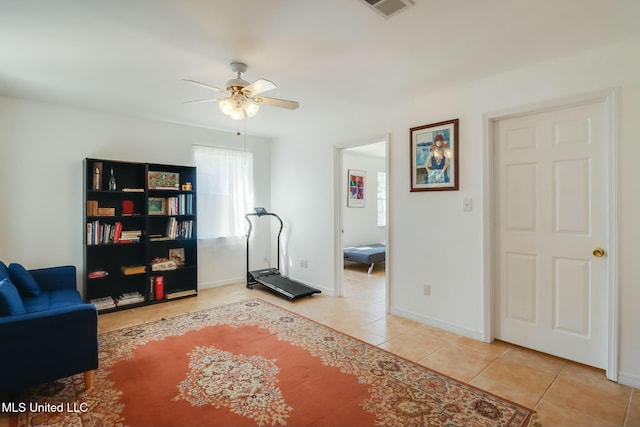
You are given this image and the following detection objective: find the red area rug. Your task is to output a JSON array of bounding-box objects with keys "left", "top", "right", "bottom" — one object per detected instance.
[{"left": 14, "top": 299, "right": 536, "bottom": 426}]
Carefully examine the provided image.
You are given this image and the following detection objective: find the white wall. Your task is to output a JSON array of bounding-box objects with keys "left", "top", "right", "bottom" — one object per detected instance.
[
  {"left": 0, "top": 96, "right": 271, "bottom": 291},
  {"left": 342, "top": 150, "right": 385, "bottom": 247},
  {"left": 271, "top": 37, "right": 640, "bottom": 386}
]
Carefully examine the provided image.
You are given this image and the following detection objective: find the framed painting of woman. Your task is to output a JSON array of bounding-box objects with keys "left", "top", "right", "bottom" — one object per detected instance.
[{"left": 410, "top": 119, "right": 459, "bottom": 192}]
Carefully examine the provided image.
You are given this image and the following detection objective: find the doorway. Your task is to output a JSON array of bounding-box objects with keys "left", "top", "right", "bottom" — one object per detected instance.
[
  {"left": 484, "top": 89, "right": 619, "bottom": 380},
  {"left": 334, "top": 136, "right": 389, "bottom": 312}
]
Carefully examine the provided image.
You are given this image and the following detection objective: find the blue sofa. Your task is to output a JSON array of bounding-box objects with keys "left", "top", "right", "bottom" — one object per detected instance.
[{"left": 0, "top": 262, "right": 98, "bottom": 395}]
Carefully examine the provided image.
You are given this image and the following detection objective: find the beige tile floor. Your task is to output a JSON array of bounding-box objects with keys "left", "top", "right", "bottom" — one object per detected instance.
[{"left": 3, "top": 263, "right": 639, "bottom": 426}]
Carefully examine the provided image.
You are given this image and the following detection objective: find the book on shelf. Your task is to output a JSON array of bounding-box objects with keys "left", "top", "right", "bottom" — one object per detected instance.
[
  {"left": 166, "top": 289, "right": 197, "bottom": 299},
  {"left": 120, "top": 265, "right": 146, "bottom": 275},
  {"left": 90, "top": 296, "right": 116, "bottom": 310},
  {"left": 164, "top": 194, "right": 194, "bottom": 215},
  {"left": 122, "top": 188, "right": 144, "bottom": 192},
  {"left": 87, "top": 221, "right": 122, "bottom": 245},
  {"left": 116, "top": 291, "right": 145, "bottom": 306},
  {"left": 165, "top": 218, "right": 194, "bottom": 239},
  {"left": 86, "top": 200, "right": 99, "bottom": 216},
  {"left": 118, "top": 229, "right": 142, "bottom": 243},
  {"left": 97, "top": 207, "right": 115, "bottom": 216}
]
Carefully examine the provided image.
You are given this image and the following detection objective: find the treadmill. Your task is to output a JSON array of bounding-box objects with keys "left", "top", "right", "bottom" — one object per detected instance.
[{"left": 245, "top": 208, "right": 321, "bottom": 300}]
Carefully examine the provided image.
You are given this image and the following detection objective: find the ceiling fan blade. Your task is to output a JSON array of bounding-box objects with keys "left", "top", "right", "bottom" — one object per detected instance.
[
  {"left": 182, "top": 97, "right": 222, "bottom": 105},
  {"left": 182, "top": 79, "right": 227, "bottom": 93},
  {"left": 254, "top": 96, "right": 299, "bottom": 110},
  {"left": 242, "top": 79, "right": 276, "bottom": 96}
]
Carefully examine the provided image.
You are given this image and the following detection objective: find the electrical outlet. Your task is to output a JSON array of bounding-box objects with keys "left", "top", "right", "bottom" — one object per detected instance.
[
  {"left": 423, "top": 284, "right": 431, "bottom": 296},
  {"left": 300, "top": 260, "right": 308, "bottom": 268}
]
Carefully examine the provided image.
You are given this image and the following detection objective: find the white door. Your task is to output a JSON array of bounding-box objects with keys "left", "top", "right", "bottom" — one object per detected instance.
[{"left": 494, "top": 100, "right": 609, "bottom": 369}]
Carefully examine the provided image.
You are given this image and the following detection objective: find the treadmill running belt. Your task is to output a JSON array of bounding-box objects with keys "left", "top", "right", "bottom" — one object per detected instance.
[{"left": 255, "top": 274, "right": 321, "bottom": 300}]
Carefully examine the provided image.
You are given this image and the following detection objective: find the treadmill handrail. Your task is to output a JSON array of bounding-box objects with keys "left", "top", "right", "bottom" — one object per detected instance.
[{"left": 245, "top": 212, "right": 284, "bottom": 273}]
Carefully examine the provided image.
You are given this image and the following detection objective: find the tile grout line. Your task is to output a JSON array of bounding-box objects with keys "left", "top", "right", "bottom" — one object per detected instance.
[
  {"left": 623, "top": 388, "right": 634, "bottom": 427},
  {"left": 532, "top": 359, "right": 571, "bottom": 414}
]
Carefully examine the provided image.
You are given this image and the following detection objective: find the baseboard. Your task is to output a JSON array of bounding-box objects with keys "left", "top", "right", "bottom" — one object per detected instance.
[
  {"left": 198, "top": 277, "right": 245, "bottom": 289},
  {"left": 618, "top": 371, "right": 640, "bottom": 388},
  {"left": 390, "top": 307, "right": 484, "bottom": 341}
]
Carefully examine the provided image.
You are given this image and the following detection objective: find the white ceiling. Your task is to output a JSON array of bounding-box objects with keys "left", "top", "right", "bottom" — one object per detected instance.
[{"left": 1, "top": 0, "right": 639, "bottom": 139}]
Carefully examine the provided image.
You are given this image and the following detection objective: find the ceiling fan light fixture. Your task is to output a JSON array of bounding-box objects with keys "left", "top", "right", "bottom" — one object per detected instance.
[
  {"left": 184, "top": 62, "right": 299, "bottom": 121},
  {"left": 244, "top": 100, "right": 259, "bottom": 118},
  {"left": 219, "top": 99, "right": 232, "bottom": 115}
]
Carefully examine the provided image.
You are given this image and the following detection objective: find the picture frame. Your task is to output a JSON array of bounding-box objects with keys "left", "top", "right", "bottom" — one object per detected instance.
[
  {"left": 347, "top": 169, "right": 365, "bottom": 208},
  {"left": 148, "top": 171, "right": 180, "bottom": 190},
  {"left": 410, "top": 118, "right": 459, "bottom": 192},
  {"left": 148, "top": 197, "right": 165, "bottom": 215},
  {"left": 169, "top": 248, "right": 185, "bottom": 266}
]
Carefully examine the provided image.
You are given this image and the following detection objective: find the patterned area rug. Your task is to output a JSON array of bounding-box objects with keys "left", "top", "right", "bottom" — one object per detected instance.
[{"left": 14, "top": 299, "right": 536, "bottom": 426}]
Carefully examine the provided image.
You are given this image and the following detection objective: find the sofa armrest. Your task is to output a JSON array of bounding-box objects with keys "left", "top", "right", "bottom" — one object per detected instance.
[
  {"left": 28, "top": 265, "right": 77, "bottom": 292},
  {"left": 0, "top": 303, "right": 98, "bottom": 394}
]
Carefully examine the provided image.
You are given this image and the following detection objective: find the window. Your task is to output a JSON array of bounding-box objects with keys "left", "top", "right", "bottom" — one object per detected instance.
[
  {"left": 377, "top": 171, "right": 386, "bottom": 227},
  {"left": 193, "top": 145, "right": 254, "bottom": 238}
]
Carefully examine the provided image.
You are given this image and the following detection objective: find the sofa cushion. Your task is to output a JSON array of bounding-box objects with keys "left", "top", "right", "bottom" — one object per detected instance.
[
  {"left": 9, "top": 263, "right": 41, "bottom": 297},
  {"left": 0, "top": 261, "right": 9, "bottom": 282},
  {"left": 0, "top": 278, "right": 26, "bottom": 316},
  {"left": 22, "top": 289, "right": 83, "bottom": 313}
]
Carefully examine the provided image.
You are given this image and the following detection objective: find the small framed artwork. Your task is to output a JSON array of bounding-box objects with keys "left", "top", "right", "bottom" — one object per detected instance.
[
  {"left": 148, "top": 171, "right": 180, "bottom": 190},
  {"left": 410, "top": 118, "right": 459, "bottom": 192},
  {"left": 148, "top": 198, "right": 165, "bottom": 215},
  {"left": 169, "top": 248, "right": 185, "bottom": 266},
  {"left": 347, "top": 169, "right": 365, "bottom": 208}
]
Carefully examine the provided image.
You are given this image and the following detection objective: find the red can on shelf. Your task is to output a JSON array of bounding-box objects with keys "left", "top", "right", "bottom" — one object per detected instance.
[{"left": 154, "top": 276, "right": 164, "bottom": 300}]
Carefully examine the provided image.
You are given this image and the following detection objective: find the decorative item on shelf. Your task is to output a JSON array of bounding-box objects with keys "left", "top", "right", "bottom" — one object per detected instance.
[
  {"left": 93, "top": 162, "right": 102, "bottom": 190},
  {"left": 122, "top": 200, "right": 134, "bottom": 216},
  {"left": 169, "top": 248, "right": 185, "bottom": 266},
  {"left": 148, "top": 171, "right": 180, "bottom": 190},
  {"left": 154, "top": 276, "right": 165, "bottom": 300},
  {"left": 87, "top": 270, "right": 109, "bottom": 279},
  {"left": 150, "top": 257, "right": 177, "bottom": 271},
  {"left": 148, "top": 198, "right": 165, "bottom": 215},
  {"left": 108, "top": 167, "right": 117, "bottom": 191},
  {"left": 181, "top": 182, "right": 192, "bottom": 191}
]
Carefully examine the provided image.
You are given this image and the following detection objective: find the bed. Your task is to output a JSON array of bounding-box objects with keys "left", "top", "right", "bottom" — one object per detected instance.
[{"left": 343, "top": 243, "right": 386, "bottom": 274}]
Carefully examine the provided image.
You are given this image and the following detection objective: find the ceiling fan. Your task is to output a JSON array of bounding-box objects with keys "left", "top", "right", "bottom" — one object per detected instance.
[{"left": 183, "top": 62, "right": 299, "bottom": 120}]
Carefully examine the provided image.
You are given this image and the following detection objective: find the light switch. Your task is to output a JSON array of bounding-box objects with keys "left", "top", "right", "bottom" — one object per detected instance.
[{"left": 463, "top": 198, "right": 472, "bottom": 212}]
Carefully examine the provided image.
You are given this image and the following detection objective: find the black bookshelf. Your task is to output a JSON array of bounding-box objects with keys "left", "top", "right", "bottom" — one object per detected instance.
[{"left": 83, "top": 158, "right": 197, "bottom": 313}]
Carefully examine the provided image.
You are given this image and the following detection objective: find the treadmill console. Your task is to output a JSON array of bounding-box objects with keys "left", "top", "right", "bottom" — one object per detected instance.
[{"left": 254, "top": 207, "right": 268, "bottom": 215}]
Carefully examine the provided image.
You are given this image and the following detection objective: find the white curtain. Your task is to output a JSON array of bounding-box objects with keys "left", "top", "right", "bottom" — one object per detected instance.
[{"left": 194, "top": 145, "right": 254, "bottom": 238}]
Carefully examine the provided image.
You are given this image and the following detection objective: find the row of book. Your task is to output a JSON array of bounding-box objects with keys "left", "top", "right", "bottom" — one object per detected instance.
[
  {"left": 166, "top": 218, "right": 194, "bottom": 240},
  {"left": 165, "top": 194, "right": 194, "bottom": 215},
  {"left": 89, "top": 291, "right": 144, "bottom": 311},
  {"left": 87, "top": 221, "right": 142, "bottom": 245}
]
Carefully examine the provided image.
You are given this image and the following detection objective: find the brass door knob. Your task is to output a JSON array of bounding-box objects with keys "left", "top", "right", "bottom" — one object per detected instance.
[{"left": 593, "top": 248, "right": 606, "bottom": 257}]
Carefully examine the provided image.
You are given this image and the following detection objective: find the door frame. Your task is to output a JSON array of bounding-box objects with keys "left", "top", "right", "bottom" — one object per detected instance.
[
  {"left": 333, "top": 134, "right": 390, "bottom": 314},
  {"left": 481, "top": 88, "right": 620, "bottom": 381}
]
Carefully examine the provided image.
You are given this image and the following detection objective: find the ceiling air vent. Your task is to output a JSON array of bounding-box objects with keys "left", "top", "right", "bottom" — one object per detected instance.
[{"left": 360, "top": 0, "right": 414, "bottom": 18}]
